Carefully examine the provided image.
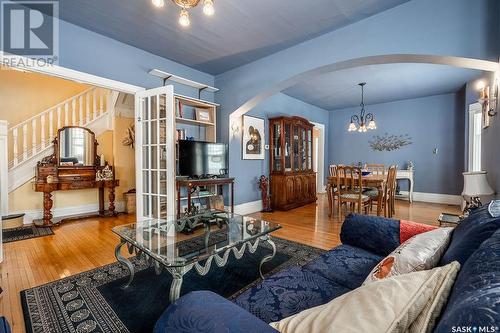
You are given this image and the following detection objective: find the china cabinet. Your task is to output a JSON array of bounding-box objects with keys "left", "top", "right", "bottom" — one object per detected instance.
[{"left": 269, "top": 116, "right": 316, "bottom": 210}]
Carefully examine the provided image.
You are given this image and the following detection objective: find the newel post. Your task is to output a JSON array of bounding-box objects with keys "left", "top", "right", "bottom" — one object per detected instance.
[{"left": 0, "top": 120, "right": 9, "bottom": 216}]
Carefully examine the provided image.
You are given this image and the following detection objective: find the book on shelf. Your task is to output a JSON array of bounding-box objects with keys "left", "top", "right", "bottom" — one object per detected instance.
[{"left": 176, "top": 100, "right": 183, "bottom": 118}]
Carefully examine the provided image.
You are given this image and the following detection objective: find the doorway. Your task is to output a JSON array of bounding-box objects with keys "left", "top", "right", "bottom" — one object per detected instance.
[{"left": 311, "top": 122, "right": 326, "bottom": 193}]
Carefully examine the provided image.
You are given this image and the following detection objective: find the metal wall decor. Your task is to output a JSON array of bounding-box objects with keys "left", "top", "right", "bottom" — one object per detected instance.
[{"left": 369, "top": 133, "right": 412, "bottom": 151}]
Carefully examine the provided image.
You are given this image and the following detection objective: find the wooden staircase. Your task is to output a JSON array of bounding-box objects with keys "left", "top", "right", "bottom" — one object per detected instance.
[{"left": 0, "top": 87, "right": 117, "bottom": 217}]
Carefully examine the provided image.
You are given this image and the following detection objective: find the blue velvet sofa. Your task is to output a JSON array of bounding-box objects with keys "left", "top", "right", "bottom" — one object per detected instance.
[{"left": 154, "top": 204, "right": 500, "bottom": 333}]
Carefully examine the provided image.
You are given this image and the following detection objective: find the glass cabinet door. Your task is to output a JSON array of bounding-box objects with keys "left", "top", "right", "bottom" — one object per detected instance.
[
  {"left": 293, "top": 125, "right": 299, "bottom": 171},
  {"left": 284, "top": 123, "right": 291, "bottom": 171},
  {"left": 307, "top": 128, "right": 312, "bottom": 170},
  {"left": 302, "top": 127, "right": 307, "bottom": 170},
  {"left": 272, "top": 122, "right": 281, "bottom": 172}
]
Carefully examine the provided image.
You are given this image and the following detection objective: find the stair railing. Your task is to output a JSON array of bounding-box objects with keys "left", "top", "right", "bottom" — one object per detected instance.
[{"left": 7, "top": 87, "right": 110, "bottom": 169}]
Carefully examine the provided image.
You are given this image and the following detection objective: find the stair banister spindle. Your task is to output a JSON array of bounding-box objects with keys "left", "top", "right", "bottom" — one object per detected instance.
[
  {"left": 64, "top": 102, "right": 69, "bottom": 126},
  {"left": 57, "top": 106, "right": 62, "bottom": 129},
  {"left": 49, "top": 110, "right": 54, "bottom": 142},
  {"left": 12, "top": 127, "right": 18, "bottom": 166},
  {"left": 22, "top": 123, "right": 28, "bottom": 161},
  {"left": 86, "top": 92, "right": 90, "bottom": 123},
  {"left": 79, "top": 95, "right": 83, "bottom": 126},
  {"left": 92, "top": 89, "right": 97, "bottom": 120},
  {"left": 72, "top": 99, "right": 76, "bottom": 126},
  {"left": 99, "top": 90, "right": 104, "bottom": 116},
  {"left": 41, "top": 114, "right": 46, "bottom": 149},
  {"left": 32, "top": 118, "right": 37, "bottom": 156}
]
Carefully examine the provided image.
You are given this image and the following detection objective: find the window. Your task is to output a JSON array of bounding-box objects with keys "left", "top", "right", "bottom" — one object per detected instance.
[{"left": 468, "top": 103, "right": 482, "bottom": 172}]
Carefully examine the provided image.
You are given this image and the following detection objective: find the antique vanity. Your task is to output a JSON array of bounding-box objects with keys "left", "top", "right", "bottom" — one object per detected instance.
[{"left": 33, "top": 126, "right": 120, "bottom": 226}]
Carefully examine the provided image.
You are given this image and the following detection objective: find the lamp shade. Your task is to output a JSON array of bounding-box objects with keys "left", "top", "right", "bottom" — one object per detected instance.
[{"left": 462, "top": 171, "right": 495, "bottom": 197}]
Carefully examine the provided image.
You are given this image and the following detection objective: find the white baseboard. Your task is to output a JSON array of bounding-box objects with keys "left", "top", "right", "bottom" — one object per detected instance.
[
  {"left": 10, "top": 201, "right": 125, "bottom": 225},
  {"left": 399, "top": 191, "right": 462, "bottom": 205},
  {"left": 230, "top": 200, "right": 263, "bottom": 215}
]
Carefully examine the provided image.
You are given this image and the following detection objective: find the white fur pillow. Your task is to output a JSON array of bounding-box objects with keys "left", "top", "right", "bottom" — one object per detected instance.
[
  {"left": 270, "top": 262, "right": 460, "bottom": 333},
  {"left": 363, "top": 227, "right": 453, "bottom": 284}
]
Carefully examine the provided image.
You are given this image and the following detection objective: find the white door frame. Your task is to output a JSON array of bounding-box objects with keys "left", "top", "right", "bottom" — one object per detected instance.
[
  {"left": 311, "top": 121, "right": 326, "bottom": 193},
  {"left": 468, "top": 103, "right": 482, "bottom": 172}
]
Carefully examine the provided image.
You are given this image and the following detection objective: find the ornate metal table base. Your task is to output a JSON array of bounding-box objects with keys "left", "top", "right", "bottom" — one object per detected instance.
[{"left": 114, "top": 235, "right": 277, "bottom": 302}]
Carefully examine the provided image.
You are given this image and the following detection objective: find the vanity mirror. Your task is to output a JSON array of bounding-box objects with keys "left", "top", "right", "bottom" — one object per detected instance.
[
  {"left": 33, "top": 126, "right": 119, "bottom": 227},
  {"left": 58, "top": 127, "right": 96, "bottom": 166}
]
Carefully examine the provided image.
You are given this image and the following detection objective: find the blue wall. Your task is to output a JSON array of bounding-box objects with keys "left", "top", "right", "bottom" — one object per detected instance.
[
  {"left": 234, "top": 93, "right": 329, "bottom": 204},
  {"left": 216, "top": 0, "right": 498, "bottom": 205},
  {"left": 329, "top": 93, "right": 465, "bottom": 195},
  {"left": 54, "top": 20, "right": 215, "bottom": 100}
]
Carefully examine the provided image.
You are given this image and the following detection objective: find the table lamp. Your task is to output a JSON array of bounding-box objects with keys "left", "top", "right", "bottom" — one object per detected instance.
[{"left": 462, "top": 171, "right": 495, "bottom": 214}]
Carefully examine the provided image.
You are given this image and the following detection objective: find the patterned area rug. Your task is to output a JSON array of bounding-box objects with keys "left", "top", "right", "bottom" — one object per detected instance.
[
  {"left": 3, "top": 225, "right": 54, "bottom": 243},
  {"left": 21, "top": 237, "right": 325, "bottom": 333}
]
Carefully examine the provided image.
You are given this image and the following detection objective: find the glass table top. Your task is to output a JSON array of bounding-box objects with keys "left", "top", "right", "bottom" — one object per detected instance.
[{"left": 112, "top": 210, "right": 281, "bottom": 267}]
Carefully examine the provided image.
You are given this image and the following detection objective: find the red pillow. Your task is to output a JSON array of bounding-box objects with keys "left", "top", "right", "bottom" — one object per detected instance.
[{"left": 399, "top": 220, "right": 437, "bottom": 244}]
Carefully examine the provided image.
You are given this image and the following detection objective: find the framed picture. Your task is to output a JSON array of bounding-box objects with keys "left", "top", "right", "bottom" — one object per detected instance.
[
  {"left": 242, "top": 115, "right": 265, "bottom": 160},
  {"left": 195, "top": 108, "right": 211, "bottom": 122},
  {"left": 481, "top": 86, "right": 490, "bottom": 129}
]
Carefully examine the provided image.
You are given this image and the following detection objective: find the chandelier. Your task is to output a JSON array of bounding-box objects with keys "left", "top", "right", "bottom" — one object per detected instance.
[
  {"left": 152, "top": 0, "right": 215, "bottom": 27},
  {"left": 348, "top": 82, "right": 377, "bottom": 132}
]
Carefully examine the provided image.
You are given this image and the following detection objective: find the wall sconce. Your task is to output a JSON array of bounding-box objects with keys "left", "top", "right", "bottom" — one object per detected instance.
[
  {"left": 478, "top": 80, "right": 498, "bottom": 117},
  {"left": 231, "top": 120, "right": 240, "bottom": 136}
]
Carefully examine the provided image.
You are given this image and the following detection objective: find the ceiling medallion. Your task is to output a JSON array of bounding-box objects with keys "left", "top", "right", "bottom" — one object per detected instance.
[
  {"left": 348, "top": 82, "right": 377, "bottom": 133},
  {"left": 152, "top": 0, "right": 215, "bottom": 28}
]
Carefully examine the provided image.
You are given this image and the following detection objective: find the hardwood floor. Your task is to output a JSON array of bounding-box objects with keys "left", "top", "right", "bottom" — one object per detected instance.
[{"left": 0, "top": 194, "right": 460, "bottom": 332}]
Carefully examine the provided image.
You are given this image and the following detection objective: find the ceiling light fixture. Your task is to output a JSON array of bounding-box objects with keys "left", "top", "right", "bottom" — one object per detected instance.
[
  {"left": 348, "top": 82, "right": 377, "bottom": 133},
  {"left": 152, "top": 0, "right": 215, "bottom": 27},
  {"left": 152, "top": 0, "right": 165, "bottom": 8}
]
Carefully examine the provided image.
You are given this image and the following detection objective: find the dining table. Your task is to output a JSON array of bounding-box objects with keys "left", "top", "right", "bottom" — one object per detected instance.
[{"left": 326, "top": 173, "right": 386, "bottom": 217}]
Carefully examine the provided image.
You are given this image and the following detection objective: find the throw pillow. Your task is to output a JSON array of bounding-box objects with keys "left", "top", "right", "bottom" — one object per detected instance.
[
  {"left": 270, "top": 262, "right": 460, "bottom": 333},
  {"left": 399, "top": 220, "right": 437, "bottom": 243},
  {"left": 363, "top": 227, "right": 453, "bottom": 284}
]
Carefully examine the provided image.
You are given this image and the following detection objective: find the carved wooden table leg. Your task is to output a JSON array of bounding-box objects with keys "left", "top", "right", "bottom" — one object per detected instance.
[
  {"left": 108, "top": 186, "right": 116, "bottom": 214},
  {"left": 43, "top": 192, "right": 53, "bottom": 226}
]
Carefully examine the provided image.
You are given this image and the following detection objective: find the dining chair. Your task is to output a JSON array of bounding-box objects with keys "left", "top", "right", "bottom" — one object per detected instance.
[
  {"left": 384, "top": 165, "right": 397, "bottom": 218},
  {"left": 336, "top": 165, "right": 370, "bottom": 218},
  {"left": 327, "top": 165, "right": 338, "bottom": 217},
  {"left": 364, "top": 163, "right": 386, "bottom": 176}
]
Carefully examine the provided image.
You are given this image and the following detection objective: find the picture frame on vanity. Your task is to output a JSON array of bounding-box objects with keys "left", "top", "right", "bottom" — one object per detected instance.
[{"left": 242, "top": 115, "right": 265, "bottom": 160}]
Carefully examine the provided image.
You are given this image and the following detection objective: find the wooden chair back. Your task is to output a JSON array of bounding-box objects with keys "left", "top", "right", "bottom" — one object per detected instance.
[
  {"left": 336, "top": 165, "right": 363, "bottom": 196},
  {"left": 365, "top": 163, "right": 386, "bottom": 175},
  {"left": 329, "top": 164, "right": 338, "bottom": 177}
]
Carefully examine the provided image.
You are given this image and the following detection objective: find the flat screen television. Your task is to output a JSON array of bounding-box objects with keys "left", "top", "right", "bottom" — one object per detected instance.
[{"left": 178, "top": 140, "right": 229, "bottom": 178}]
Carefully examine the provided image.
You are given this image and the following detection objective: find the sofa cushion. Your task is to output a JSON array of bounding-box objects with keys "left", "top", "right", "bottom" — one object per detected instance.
[
  {"left": 340, "top": 214, "right": 400, "bottom": 256},
  {"left": 434, "top": 228, "right": 500, "bottom": 332},
  {"left": 233, "top": 266, "right": 351, "bottom": 323},
  {"left": 440, "top": 204, "right": 500, "bottom": 266},
  {"left": 399, "top": 219, "right": 437, "bottom": 243},
  {"left": 153, "top": 291, "right": 278, "bottom": 333},
  {"left": 302, "top": 244, "right": 383, "bottom": 289},
  {"left": 363, "top": 227, "right": 453, "bottom": 284},
  {"left": 270, "top": 262, "right": 460, "bottom": 333}
]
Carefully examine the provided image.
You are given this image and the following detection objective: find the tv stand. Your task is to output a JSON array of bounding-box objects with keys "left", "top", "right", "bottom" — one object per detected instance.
[{"left": 176, "top": 177, "right": 234, "bottom": 218}]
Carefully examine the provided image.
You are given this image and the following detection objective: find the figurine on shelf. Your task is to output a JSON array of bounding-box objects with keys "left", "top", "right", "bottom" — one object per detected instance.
[
  {"left": 407, "top": 160, "right": 415, "bottom": 170},
  {"left": 96, "top": 165, "right": 114, "bottom": 181},
  {"left": 259, "top": 175, "right": 273, "bottom": 212}
]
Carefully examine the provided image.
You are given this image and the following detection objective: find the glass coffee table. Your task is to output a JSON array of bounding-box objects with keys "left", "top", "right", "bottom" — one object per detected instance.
[{"left": 112, "top": 210, "right": 281, "bottom": 302}]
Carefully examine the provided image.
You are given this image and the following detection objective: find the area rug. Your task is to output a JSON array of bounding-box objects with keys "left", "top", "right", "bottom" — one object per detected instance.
[
  {"left": 3, "top": 225, "right": 54, "bottom": 243},
  {"left": 21, "top": 237, "right": 325, "bottom": 333}
]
